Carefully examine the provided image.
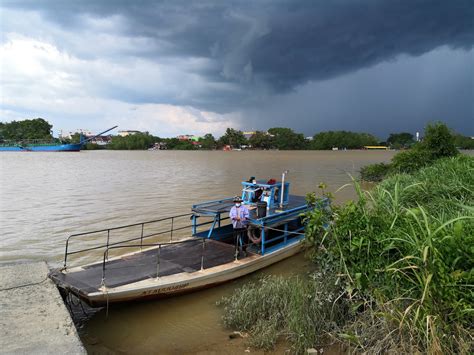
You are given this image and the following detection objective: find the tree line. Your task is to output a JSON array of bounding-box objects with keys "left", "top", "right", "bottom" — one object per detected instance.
[
  {"left": 1, "top": 118, "right": 473, "bottom": 150},
  {"left": 0, "top": 118, "right": 53, "bottom": 141}
]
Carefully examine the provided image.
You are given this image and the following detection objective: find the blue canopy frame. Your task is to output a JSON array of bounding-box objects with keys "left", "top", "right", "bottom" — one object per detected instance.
[{"left": 190, "top": 180, "right": 330, "bottom": 255}]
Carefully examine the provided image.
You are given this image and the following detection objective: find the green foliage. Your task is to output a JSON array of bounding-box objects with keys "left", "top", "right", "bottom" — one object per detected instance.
[
  {"left": 362, "top": 122, "right": 461, "bottom": 181},
  {"left": 306, "top": 155, "right": 474, "bottom": 353},
  {"left": 387, "top": 132, "right": 415, "bottom": 149},
  {"left": 360, "top": 162, "right": 391, "bottom": 181},
  {"left": 198, "top": 133, "right": 216, "bottom": 150},
  {"left": 391, "top": 123, "right": 458, "bottom": 174},
  {"left": 311, "top": 130, "right": 379, "bottom": 150},
  {"left": 454, "top": 134, "right": 474, "bottom": 149},
  {"left": 248, "top": 131, "right": 273, "bottom": 149},
  {"left": 267, "top": 127, "right": 308, "bottom": 150},
  {"left": 0, "top": 118, "right": 53, "bottom": 140},
  {"left": 107, "top": 132, "right": 157, "bottom": 150},
  {"left": 218, "top": 128, "right": 247, "bottom": 148},
  {"left": 83, "top": 143, "right": 105, "bottom": 150},
  {"left": 422, "top": 122, "right": 459, "bottom": 159},
  {"left": 390, "top": 146, "right": 433, "bottom": 173},
  {"left": 162, "top": 138, "right": 196, "bottom": 150},
  {"left": 64, "top": 132, "right": 82, "bottom": 144},
  {"left": 218, "top": 274, "right": 347, "bottom": 353}
]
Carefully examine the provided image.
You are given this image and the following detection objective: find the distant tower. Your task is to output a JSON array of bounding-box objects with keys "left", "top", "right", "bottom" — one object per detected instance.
[{"left": 416, "top": 132, "right": 420, "bottom": 142}]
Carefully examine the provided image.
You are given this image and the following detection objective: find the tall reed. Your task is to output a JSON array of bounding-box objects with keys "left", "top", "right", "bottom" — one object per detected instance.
[
  {"left": 309, "top": 155, "right": 473, "bottom": 353},
  {"left": 220, "top": 155, "right": 473, "bottom": 354}
]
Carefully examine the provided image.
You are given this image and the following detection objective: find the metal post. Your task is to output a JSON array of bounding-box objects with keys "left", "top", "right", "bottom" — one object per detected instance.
[
  {"left": 261, "top": 226, "right": 266, "bottom": 255},
  {"left": 207, "top": 216, "right": 218, "bottom": 239},
  {"left": 201, "top": 238, "right": 205, "bottom": 270},
  {"left": 156, "top": 244, "right": 161, "bottom": 278},
  {"left": 192, "top": 214, "right": 197, "bottom": 235},
  {"left": 140, "top": 224, "right": 144, "bottom": 249},
  {"left": 218, "top": 213, "right": 221, "bottom": 228},
  {"left": 64, "top": 239, "right": 69, "bottom": 268},
  {"left": 170, "top": 217, "right": 174, "bottom": 241},
  {"left": 106, "top": 230, "right": 110, "bottom": 260},
  {"left": 284, "top": 223, "right": 288, "bottom": 244},
  {"left": 280, "top": 170, "right": 289, "bottom": 208},
  {"left": 102, "top": 249, "right": 108, "bottom": 285}
]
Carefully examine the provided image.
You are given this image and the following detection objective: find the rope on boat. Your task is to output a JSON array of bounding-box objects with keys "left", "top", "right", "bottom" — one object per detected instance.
[{"left": 100, "top": 277, "right": 110, "bottom": 318}]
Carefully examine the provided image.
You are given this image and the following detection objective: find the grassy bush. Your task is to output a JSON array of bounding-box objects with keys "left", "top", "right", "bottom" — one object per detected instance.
[
  {"left": 390, "top": 146, "right": 434, "bottom": 173},
  {"left": 218, "top": 273, "right": 348, "bottom": 353},
  {"left": 222, "top": 155, "right": 473, "bottom": 353},
  {"left": 360, "top": 162, "right": 391, "bottom": 181},
  {"left": 307, "top": 155, "right": 474, "bottom": 353},
  {"left": 361, "top": 122, "right": 460, "bottom": 181}
]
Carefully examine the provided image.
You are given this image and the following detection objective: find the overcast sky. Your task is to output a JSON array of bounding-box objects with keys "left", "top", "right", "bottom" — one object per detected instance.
[{"left": 1, "top": 0, "right": 473, "bottom": 139}]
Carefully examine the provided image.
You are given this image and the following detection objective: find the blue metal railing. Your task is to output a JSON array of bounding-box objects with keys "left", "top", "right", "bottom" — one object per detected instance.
[
  {"left": 63, "top": 213, "right": 195, "bottom": 268},
  {"left": 63, "top": 212, "right": 234, "bottom": 268}
]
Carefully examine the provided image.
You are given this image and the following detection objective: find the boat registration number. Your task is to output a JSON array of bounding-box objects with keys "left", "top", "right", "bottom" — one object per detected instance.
[{"left": 141, "top": 283, "right": 189, "bottom": 295}]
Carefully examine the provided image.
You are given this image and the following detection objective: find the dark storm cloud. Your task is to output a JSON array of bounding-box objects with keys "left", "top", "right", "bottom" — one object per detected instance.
[
  {"left": 4, "top": 0, "right": 474, "bottom": 95},
  {"left": 2, "top": 0, "right": 473, "bottom": 136}
]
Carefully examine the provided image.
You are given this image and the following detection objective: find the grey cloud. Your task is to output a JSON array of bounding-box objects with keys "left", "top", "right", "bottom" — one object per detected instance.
[
  {"left": 2, "top": 0, "right": 473, "bottom": 135},
  {"left": 4, "top": 0, "right": 473, "bottom": 96}
]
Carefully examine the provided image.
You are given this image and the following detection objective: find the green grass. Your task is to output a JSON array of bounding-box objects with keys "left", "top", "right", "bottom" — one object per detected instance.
[
  {"left": 220, "top": 155, "right": 474, "bottom": 354},
  {"left": 310, "top": 155, "right": 474, "bottom": 353},
  {"left": 218, "top": 273, "right": 348, "bottom": 353}
]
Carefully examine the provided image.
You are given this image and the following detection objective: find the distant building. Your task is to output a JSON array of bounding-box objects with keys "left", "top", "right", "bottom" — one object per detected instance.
[
  {"left": 243, "top": 131, "right": 256, "bottom": 140},
  {"left": 59, "top": 129, "right": 93, "bottom": 140},
  {"left": 242, "top": 131, "right": 273, "bottom": 140},
  {"left": 118, "top": 130, "right": 141, "bottom": 137},
  {"left": 177, "top": 134, "right": 200, "bottom": 141},
  {"left": 89, "top": 135, "right": 112, "bottom": 145}
]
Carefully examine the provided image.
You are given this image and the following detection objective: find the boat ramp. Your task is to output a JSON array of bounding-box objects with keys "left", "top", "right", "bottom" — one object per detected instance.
[{"left": 0, "top": 261, "right": 85, "bottom": 354}]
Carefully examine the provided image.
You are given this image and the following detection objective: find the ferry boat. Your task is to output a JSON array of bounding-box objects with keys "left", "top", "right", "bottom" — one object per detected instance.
[
  {"left": 49, "top": 173, "right": 328, "bottom": 307},
  {"left": 0, "top": 126, "right": 117, "bottom": 152}
]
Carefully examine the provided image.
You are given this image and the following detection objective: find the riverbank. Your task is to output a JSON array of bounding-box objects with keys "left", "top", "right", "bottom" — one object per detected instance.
[
  {"left": 221, "top": 152, "right": 474, "bottom": 353},
  {"left": 0, "top": 261, "right": 85, "bottom": 353}
]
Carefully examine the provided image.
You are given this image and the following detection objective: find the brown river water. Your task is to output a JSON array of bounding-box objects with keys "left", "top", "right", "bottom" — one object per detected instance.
[{"left": 0, "top": 150, "right": 397, "bottom": 353}]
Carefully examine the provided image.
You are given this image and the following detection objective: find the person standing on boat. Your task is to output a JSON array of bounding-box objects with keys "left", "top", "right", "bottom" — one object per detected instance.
[{"left": 230, "top": 196, "right": 249, "bottom": 257}]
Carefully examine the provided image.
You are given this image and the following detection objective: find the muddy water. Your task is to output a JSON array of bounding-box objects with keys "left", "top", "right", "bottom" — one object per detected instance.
[{"left": 0, "top": 150, "right": 396, "bottom": 353}]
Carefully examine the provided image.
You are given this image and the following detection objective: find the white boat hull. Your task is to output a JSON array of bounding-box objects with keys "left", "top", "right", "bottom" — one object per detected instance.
[{"left": 84, "top": 239, "right": 304, "bottom": 306}]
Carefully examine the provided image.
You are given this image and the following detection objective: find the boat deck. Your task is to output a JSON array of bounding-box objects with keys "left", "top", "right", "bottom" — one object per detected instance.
[{"left": 50, "top": 239, "right": 238, "bottom": 294}]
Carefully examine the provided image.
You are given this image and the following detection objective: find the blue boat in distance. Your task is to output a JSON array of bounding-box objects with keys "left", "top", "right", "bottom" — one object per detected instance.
[
  {"left": 0, "top": 141, "right": 83, "bottom": 152},
  {"left": 0, "top": 126, "right": 117, "bottom": 152}
]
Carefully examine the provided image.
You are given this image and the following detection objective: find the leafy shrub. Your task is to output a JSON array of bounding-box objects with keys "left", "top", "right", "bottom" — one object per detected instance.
[
  {"left": 360, "top": 162, "right": 391, "bottom": 181},
  {"left": 390, "top": 146, "right": 433, "bottom": 173},
  {"left": 361, "top": 122, "right": 460, "bottom": 180},
  {"left": 108, "top": 132, "right": 157, "bottom": 150},
  {"left": 422, "top": 122, "right": 459, "bottom": 159},
  {"left": 306, "top": 155, "right": 474, "bottom": 353}
]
